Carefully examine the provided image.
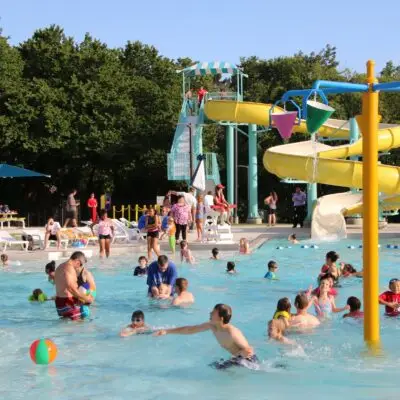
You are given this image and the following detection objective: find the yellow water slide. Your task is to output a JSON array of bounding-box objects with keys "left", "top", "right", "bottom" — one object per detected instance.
[{"left": 204, "top": 100, "right": 400, "bottom": 219}]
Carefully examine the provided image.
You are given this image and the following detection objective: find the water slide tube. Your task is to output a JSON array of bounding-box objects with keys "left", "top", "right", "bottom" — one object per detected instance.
[{"left": 204, "top": 100, "right": 400, "bottom": 238}]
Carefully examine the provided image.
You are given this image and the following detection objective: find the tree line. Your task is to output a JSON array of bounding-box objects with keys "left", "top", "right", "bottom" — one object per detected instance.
[{"left": 0, "top": 26, "right": 399, "bottom": 223}]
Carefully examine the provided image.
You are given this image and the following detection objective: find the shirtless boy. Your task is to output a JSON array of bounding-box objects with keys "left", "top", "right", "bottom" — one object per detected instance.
[
  {"left": 120, "top": 310, "right": 151, "bottom": 337},
  {"left": 289, "top": 293, "right": 320, "bottom": 329},
  {"left": 172, "top": 278, "right": 194, "bottom": 306},
  {"left": 54, "top": 251, "right": 93, "bottom": 320},
  {"left": 155, "top": 303, "right": 258, "bottom": 369}
]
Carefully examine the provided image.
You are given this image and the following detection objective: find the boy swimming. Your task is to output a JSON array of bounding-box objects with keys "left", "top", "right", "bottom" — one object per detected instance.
[
  {"left": 210, "top": 247, "right": 219, "bottom": 260},
  {"left": 288, "top": 234, "right": 299, "bottom": 244},
  {"left": 172, "top": 278, "right": 194, "bottom": 306},
  {"left": 379, "top": 278, "right": 400, "bottom": 316},
  {"left": 45, "top": 261, "right": 56, "bottom": 284},
  {"left": 343, "top": 296, "right": 364, "bottom": 319},
  {"left": 264, "top": 260, "right": 278, "bottom": 280},
  {"left": 154, "top": 303, "right": 258, "bottom": 369},
  {"left": 289, "top": 293, "right": 320, "bottom": 329},
  {"left": 267, "top": 318, "right": 294, "bottom": 345},
  {"left": 226, "top": 261, "right": 236, "bottom": 274},
  {"left": 120, "top": 310, "right": 151, "bottom": 337}
]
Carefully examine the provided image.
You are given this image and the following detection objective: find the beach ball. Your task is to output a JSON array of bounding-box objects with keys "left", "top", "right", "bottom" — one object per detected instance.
[{"left": 30, "top": 339, "right": 57, "bottom": 365}]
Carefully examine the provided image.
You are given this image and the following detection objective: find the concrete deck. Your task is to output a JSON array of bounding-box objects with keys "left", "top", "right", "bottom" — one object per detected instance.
[{"left": 3, "top": 223, "right": 400, "bottom": 262}]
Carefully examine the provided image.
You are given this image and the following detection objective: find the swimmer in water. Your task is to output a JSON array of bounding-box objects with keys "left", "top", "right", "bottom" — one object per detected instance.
[
  {"left": 239, "top": 238, "right": 250, "bottom": 254},
  {"left": 157, "top": 283, "right": 171, "bottom": 299},
  {"left": 120, "top": 310, "right": 151, "bottom": 337},
  {"left": 273, "top": 297, "right": 292, "bottom": 321},
  {"left": 1, "top": 254, "right": 9, "bottom": 267},
  {"left": 341, "top": 263, "right": 363, "bottom": 278},
  {"left": 180, "top": 240, "right": 195, "bottom": 264},
  {"left": 154, "top": 303, "right": 258, "bottom": 369},
  {"left": 133, "top": 256, "right": 148, "bottom": 276},
  {"left": 289, "top": 293, "right": 320, "bottom": 329},
  {"left": 267, "top": 318, "right": 294, "bottom": 345},
  {"left": 45, "top": 261, "right": 56, "bottom": 284},
  {"left": 210, "top": 247, "right": 219, "bottom": 260},
  {"left": 320, "top": 251, "right": 340, "bottom": 281},
  {"left": 311, "top": 276, "right": 349, "bottom": 318},
  {"left": 288, "top": 234, "right": 299, "bottom": 244},
  {"left": 172, "top": 278, "right": 194, "bottom": 306},
  {"left": 343, "top": 296, "right": 364, "bottom": 319},
  {"left": 28, "top": 288, "right": 54, "bottom": 302},
  {"left": 226, "top": 261, "right": 236, "bottom": 274},
  {"left": 378, "top": 278, "right": 400, "bottom": 316},
  {"left": 264, "top": 260, "right": 278, "bottom": 280}
]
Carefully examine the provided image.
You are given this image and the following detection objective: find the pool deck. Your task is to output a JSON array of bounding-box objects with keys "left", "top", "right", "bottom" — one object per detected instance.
[{"left": 3, "top": 223, "right": 400, "bottom": 261}]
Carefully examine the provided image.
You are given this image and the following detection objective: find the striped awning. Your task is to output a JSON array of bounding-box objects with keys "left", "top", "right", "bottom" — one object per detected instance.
[{"left": 177, "top": 61, "right": 240, "bottom": 76}]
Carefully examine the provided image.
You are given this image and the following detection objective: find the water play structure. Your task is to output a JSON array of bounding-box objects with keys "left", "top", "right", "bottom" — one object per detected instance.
[{"left": 203, "top": 60, "right": 400, "bottom": 345}]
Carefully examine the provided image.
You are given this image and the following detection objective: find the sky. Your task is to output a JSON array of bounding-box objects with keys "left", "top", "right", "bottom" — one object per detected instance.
[{"left": 1, "top": 0, "right": 400, "bottom": 73}]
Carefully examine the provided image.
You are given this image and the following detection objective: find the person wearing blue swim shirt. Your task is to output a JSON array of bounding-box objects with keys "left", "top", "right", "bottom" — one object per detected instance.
[
  {"left": 147, "top": 255, "right": 178, "bottom": 298},
  {"left": 264, "top": 260, "right": 279, "bottom": 280}
]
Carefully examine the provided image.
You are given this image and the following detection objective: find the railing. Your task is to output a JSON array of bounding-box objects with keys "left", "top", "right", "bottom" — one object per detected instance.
[
  {"left": 112, "top": 204, "right": 161, "bottom": 222},
  {"left": 205, "top": 91, "right": 239, "bottom": 101}
]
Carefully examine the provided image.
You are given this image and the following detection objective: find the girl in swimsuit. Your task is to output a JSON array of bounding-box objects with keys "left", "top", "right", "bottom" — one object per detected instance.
[
  {"left": 180, "top": 240, "right": 195, "bottom": 264},
  {"left": 311, "top": 276, "right": 349, "bottom": 319},
  {"left": 98, "top": 209, "right": 114, "bottom": 258},
  {"left": 264, "top": 190, "right": 278, "bottom": 227},
  {"left": 145, "top": 208, "right": 161, "bottom": 261}
]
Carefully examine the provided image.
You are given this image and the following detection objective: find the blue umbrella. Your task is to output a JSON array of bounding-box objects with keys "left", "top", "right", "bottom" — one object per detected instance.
[{"left": 0, "top": 164, "right": 50, "bottom": 178}]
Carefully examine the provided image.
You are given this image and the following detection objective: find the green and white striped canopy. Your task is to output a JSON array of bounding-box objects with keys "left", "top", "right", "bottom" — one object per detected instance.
[{"left": 177, "top": 61, "right": 240, "bottom": 77}]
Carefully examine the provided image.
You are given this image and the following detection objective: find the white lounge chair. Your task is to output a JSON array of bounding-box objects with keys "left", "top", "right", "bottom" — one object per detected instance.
[
  {"left": 92, "top": 221, "right": 130, "bottom": 244},
  {"left": 74, "top": 226, "right": 98, "bottom": 247},
  {"left": 117, "top": 218, "right": 146, "bottom": 241},
  {"left": 0, "top": 231, "right": 29, "bottom": 252},
  {"left": 22, "top": 229, "right": 68, "bottom": 250},
  {"left": 119, "top": 218, "right": 138, "bottom": 229}
]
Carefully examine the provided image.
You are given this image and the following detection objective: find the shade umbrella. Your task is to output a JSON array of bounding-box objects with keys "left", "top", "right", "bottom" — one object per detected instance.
[{"left": 0, "top": 164, "right": 50, "bottom": 178}]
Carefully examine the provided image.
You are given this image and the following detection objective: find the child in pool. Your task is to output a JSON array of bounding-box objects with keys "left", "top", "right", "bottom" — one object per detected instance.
[
  {"left": 28, "top": 288, "right": 53, "bottom": 302},
  {"left": 239, "top": 238, "right": 250, "bottom": 254},
  {"left": 180, "top": 240, "right": 195, "bottom": 264},
  {"left": 289, "top": 293, "right": 320, "bottom": 329},
  {"left": 288, "top": 234, "right": 299, "bottom": 244},
  {"left": 267, "top": 318, "right": 294, "bottom": 345},
  {"left": 308, "top": 274, "right": 338, "bottom": 297},
  {"left": 320, "top": 251, "right": 340, "bottom": 280},
  {"left": 1, "top": 254, "right": 9, "bottom": 267},
  {"left": 158, "top": 283, "right": 171, "bottom": 299},
  {"left": 273, "top": 297, "right": 291, "bottom": 320},
  {"left": 311, "top": 276, "right": 349, "bottom": 318},
  {"left": 226, "top": 261, "right": 236, "bottom": 274},
  {"left": 210, "top": 247, "right": 219, "bottom": 260},
  {"left": 341, "top": 263, "right": 363, "bottom": 278},
  {"left": 343, "top": 296, "right": 364, "bottom": 319},
  {"left": 167, "top": 217, "right": 176, "bottom": 255},
  {"left": 120, "top": 310, "right": 151, "bottom": 337},
  {"left": 133, "top": 256, "right": 148, "bottom": 276},
  {"left": 155, "top": 303, "right": 258, "bottom": 370},
  {"left": 172, "top": 278, "right": 195, "bottom": 306},
  {"left": 45, "top": 261, "right": 56, "bottom": 284},
  {"left": 264, "top": 260, "right": 279, "bottom": 280},
  {"left": 378, "top": 278, "right": 400, "bottom": 316}
]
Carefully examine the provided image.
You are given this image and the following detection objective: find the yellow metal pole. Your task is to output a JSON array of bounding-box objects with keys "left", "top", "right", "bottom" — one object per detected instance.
[
  {"left": 128, "top": 205, "right": 131, "bottom": 222},
  {"left": 112, "top": 206, "right": 116, "bottom": 219},
  {"left": 362, "top": 60, "right": 380, "bottom": 345},
  {"left": 135, "top": 204, "right": 138, "bottom": 222}
]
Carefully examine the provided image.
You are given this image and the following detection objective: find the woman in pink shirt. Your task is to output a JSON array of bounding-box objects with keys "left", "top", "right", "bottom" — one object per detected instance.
[
  {"left": 171, "top": 195, "right": 192, "bottom": 241},
  {"left": 97, "top": 209, "right": 114, "bottom": 258}
]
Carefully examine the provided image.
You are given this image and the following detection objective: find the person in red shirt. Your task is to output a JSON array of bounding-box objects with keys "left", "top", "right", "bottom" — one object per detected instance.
[
  {"left": 343, "top": 296, "right": 364, "bottom": 319},
  {"left": 87, "top": 193, "right": 98, "bottom": 223},
  {"left": 197, "top": 86, "right": 208, "bottom": 107},
  {"left": 379, "top": 278, "right": 400, "bottom": 316}
]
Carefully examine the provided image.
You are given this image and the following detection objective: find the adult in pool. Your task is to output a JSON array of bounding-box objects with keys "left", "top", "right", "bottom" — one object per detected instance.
[
  {"left": 289, "top": 293, "right": 320, "bottom": 329},
  {"left": 154, "top": 303, "right": 258, "bottom": 369},
  {"left": 54, "top": 251, "right": 93, "bottom": 320}
]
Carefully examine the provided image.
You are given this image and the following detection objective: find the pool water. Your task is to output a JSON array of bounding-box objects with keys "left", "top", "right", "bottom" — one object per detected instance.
[{"left": 1, "top": 239, "right": 400, "bottom": 400}]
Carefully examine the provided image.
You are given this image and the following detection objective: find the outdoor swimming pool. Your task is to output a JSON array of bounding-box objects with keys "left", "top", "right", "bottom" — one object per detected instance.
[{"left": 1, "top": 239, "right": 400, "bottom": 400}]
